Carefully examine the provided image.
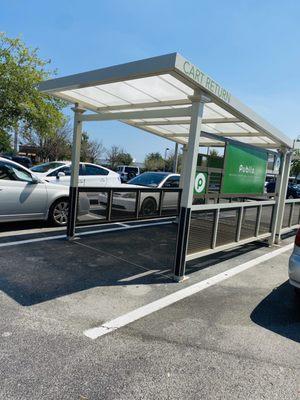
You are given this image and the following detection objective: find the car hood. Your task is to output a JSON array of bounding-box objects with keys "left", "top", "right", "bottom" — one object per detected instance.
[
  {"left": 42, "top": 180, "right": 69, "bottom": 192},
  {"left": 31, "top": 171, "right": 49, "bottom": 178},
  {"left": 120, "top": 184, "right": 151, "bottom": 189}
]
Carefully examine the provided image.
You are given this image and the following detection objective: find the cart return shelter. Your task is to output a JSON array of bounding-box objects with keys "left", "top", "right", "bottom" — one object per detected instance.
[{"left": 39, "top": 53, "right": 297, "bottom": 281}]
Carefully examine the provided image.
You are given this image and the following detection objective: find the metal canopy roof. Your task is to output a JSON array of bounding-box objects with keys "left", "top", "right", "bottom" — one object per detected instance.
[{"left": 39, "top": 53, "right": 293, "bottom": 150}]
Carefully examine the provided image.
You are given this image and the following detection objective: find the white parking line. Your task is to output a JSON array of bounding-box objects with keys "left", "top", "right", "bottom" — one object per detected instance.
[
  {"left": 0, "top": 217, "right": 174, "bottom": 239},
  {"left": 83, "top": 242, "right": 294, "bottom": 339},
  {"left": 119, "top": 269, "right": 160, "bottom": 282},
  {"left": 0, "top": 234, "right": 67, "bottom": 248},
  {"left": 0, "top": 220, "right": 173, "bottom": 248}
]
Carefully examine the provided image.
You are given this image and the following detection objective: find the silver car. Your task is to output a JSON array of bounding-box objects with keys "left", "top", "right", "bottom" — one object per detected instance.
[
  {"left": 0, "top": 157, "right": 89, "bottom": 226},
  {"left": 288, "top": 229, "right": 300, "bottom": 296},
  {"left": 98, "top": 172, "right": 180, "bottom": 216}
]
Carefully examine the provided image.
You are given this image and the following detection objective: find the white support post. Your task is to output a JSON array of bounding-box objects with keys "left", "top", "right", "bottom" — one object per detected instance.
[
  {"left": 67, "top": 104, "right": 85, "bottom": 239},
  {"left": 173, "top": 91, "right": 205, "bottom": 281},
  {"left": 269, "top": 149, "right": 291, "bottom": 245},
  {"left": 179, "top": 145, "right": 187, "bottom": 188},
  {"left": 274, "top": 150, "right": 292, "bottom": 244}
]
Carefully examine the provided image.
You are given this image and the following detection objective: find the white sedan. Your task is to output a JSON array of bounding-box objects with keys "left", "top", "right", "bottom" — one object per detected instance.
[
  {"left": 0, "top": 157, "right": 90, "bottom": 226},
  {"left": 31, "top": 161, "right": 121, "bottom": 187},
  {"left": 99, "top": 172, "right": 180, "bottom": 216}
]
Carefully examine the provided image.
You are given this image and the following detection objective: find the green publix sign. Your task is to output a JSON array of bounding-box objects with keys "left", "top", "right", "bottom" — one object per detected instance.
[
  {"left": 178, "top": 60, "right": 231, "bottom": 104},
  {"left": 222, "top": 143, "right": 268, "bottom": 195}
]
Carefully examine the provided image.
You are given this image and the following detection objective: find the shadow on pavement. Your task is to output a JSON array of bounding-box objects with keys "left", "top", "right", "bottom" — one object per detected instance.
[
  {"left": 251, "top": 281, "right": 300, "bottom": 343},
  {"left": 186, "top": 241, "right": 268, "bottom": 273},
  {"left": 0, "top": 225, "right": 176, "bottom": 306},
  {"left": 0, "top": 220, "right": 49, "bottom": 233},
  {"left": 0, "top": 222, "right": 280, "bottom": 307}
]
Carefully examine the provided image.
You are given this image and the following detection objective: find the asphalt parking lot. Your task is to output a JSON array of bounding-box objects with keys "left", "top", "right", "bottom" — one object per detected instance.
[{"left": 0, "top": 221, "right": 299, "bottom": 399}]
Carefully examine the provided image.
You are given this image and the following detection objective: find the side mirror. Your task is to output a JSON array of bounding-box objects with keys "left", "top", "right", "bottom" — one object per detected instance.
[
  {"left": 57, "top": 171, "right": 66, "bottom": 179},
  {"left": 30, "top": 175, "right": 41, "bottom": 184}
]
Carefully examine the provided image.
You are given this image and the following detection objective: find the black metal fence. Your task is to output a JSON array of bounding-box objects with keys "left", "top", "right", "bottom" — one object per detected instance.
[
  {"left": 186, "top": 200, "right": 276, "bottom": 260},
  {"left": 76, "top": 186, "right": 182, "bottom": 226}
]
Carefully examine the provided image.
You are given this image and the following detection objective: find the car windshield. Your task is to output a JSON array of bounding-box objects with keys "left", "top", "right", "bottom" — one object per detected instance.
[
  {"left": 128, "top": 172, "right": 168, "bottom": 187},
  {"left": 31, "top": 161, "right": 66, "bottom": 173}
]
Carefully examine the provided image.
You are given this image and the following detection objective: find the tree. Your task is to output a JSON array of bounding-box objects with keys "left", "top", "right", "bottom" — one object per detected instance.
[
  {"left": 22, "top": 119, "right": 72, "bottom": 161},
  {"left": 106, "top": 145, "right": 133, "bottom": 169},
  {"left": 0, "top": 129, "right": 12, "bottom": 153},
  {"left": 291, "top": 150, "right": 300, "bottom": 179},
  {"left": 0, "top": 33, "right": 65, "bottom": 149},
  {"left": 144, "top": 152, "right": 165, "bottom": 171},
  {"left": 117, "top": 151, "right": 133, "bottom": 166},
  {"left": 209, "top": 149, "right": 219, "bottom": 157},
  {"left": 164, "top": 151, "right": 183, "bottom": 172},
  {"left": 80, "top": 131, "right": 105, "bottom": 163}
]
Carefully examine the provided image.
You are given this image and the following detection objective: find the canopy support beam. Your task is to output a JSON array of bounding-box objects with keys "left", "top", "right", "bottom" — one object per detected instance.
[
  {"left": 80, "top": 107, "right": 192, "bottom": 122},
  {"left": 173, "top": 91, "right": 205, "bottom": 281},
  {"left": 67, "top": 104, "right": 85, "bottom": 239},
  {"left": 269, "top": 149, "right": 292, "bottom": 244},
  {"left": 135, "top": 117, "right": 240, "bottom": 126}
]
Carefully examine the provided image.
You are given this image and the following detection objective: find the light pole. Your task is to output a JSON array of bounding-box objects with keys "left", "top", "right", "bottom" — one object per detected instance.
[{"left": 164, "top": 147, "right": 170, "bottom": 171}]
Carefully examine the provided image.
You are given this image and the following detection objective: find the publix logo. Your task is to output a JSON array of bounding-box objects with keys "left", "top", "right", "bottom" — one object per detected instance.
[
  {"left": 238, "top": 164, "right": 255, "bottom": 175},
  {"left": 194, "top": 173, "right": 206, "bottom": 194}
]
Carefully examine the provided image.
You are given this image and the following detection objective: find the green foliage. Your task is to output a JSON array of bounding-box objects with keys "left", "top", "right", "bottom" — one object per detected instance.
[
  {"left": 209, "top": 149, "right": 219, "bottom": 157},
  {"left": 117, "top": 152, "right": 133, "bottom": 166},
  {"left": 0, "top": 32, "right": 65, "bottom": 143},
  {"left": 0, "top": 129, "right": 12, "bottom": 153},
  {"left": 164, "top": 152, "right": 183, "bottom": 173},
  {"left": 144, "top": 152, "right": 165, "bottom": 171},
  {"left": 106, "top": 145, "right": 133, "bottom": 169},
  {"left": 208, "top": 148, "right": 223, "bottom": 169},
  {"left": 291, "top": 150, "right": 300, "bottom": 178}
]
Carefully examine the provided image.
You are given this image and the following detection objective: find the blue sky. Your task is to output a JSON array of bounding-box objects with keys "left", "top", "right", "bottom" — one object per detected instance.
[{"left": 1, "top": 0, "right": 299, "bottom": 161}]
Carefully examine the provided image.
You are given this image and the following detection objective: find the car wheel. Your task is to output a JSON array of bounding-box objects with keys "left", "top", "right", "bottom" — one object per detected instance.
[
  {"left": 141, "top": 197, "right": 157, "bottom": 216},
  {"left": 49, "top": 198, "right": 69, "bottom": 226}
]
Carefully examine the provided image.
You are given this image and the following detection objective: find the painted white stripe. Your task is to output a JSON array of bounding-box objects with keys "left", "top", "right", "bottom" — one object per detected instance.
[
  {"left": 119, "top": 269, "right": 160, "bottom": 282},
  {"left": 117, "top": 223, "right": 131, "bottom": 228},
  {"left": 0, "top": 226, "right": 65, "bottom": 238},
  {"left": 0, "top": 221, "right": 128, "bottom": 238},
  {"left": 76, "top": 216, "right": 174, "bottom": 229},
  {"left": 154, "top": 269, "right": 171, "bottom": 275},
  {"left": 84, "top": 243, "right": 294, "bottom": 339},
  {"left": 0, "top": 217, "right": 174, "bottom": 239},
  {"left": 0, "top": 234, "right": 66, "bottom": 248},
  {"left": 0, "top": 220, "right": 172, "bottom": 248},
  {"left": 77, "top": 221, "right": 171, "bottom": 238}
]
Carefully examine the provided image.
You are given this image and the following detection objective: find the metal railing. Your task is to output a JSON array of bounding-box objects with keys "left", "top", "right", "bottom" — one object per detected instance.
[
  {"left": 73, "top": 188, "right": 300, "bottom": 264},
  {"left": 186, "top": 200, "right": 276, "bottom": 261},
  {"left": 76, "top": 186, "right": 182, "bottom": 227},
  {"left": 281, "top": 199, "right": 300, "bottom": 232}
]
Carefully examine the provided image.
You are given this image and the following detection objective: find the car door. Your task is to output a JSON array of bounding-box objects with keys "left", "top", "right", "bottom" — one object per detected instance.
[
  {"left": 82, "top": 164, "right": 108, "bottom": 187},
  {"left": 46, "top": 165, "right": 85, "bottom": 186},
  {"left": 161, "top": 176, "right": 180, "bottom": 209},
  {"left": 0, "top": 160, "right": 47, "bottom": 222}
]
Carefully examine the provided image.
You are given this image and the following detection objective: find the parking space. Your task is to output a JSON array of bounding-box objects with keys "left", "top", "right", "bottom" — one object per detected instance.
[{"left": 0, "top": 221, "right": 299, "bottom": 399}]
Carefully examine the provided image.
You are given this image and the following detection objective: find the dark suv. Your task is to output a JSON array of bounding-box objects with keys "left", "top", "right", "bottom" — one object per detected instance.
[{"left": 1, "top": 155, "right": 32, "bottom": 169}]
